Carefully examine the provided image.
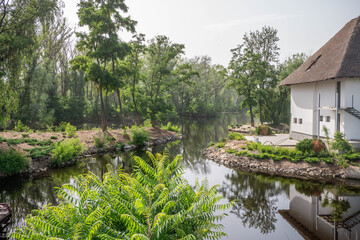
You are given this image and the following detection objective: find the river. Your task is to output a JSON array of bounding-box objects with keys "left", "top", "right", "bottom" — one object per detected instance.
[{"left": 1, "top": 113, "right": 360, "bottom": 239}]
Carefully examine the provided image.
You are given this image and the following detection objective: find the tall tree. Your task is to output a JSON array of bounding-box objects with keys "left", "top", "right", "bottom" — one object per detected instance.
[
  {"left": 228, "top": 47, "right": 267, "bottom": 126},
  {"left": 142, "top": 35, "right": 184, "bottom": 126},
  {"left": 242, "top": 26, "right": 280, "bottom": 124},
  {"left": 72, "top": 0, "right": 135, "bottom": 132}
]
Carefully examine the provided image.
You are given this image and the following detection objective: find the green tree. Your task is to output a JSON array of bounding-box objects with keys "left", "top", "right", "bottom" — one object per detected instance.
[
  {"left": 71, "top": 0, "right": 135, "bottom": 132},
  {"left": 12, "top": 151, "right": 231, "bottom": 239},
  {"left": 228, "top": 46, "right": 267, "bottom": 126},
  {"left": 242, "top": 26, "right": 280, "bottom": 124},
  {"left": 143, "top": 35, "right": 184, "bottom": 126}
]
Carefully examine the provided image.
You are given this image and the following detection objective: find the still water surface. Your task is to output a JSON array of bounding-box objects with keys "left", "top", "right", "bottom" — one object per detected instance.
[{"left": 1, "top": 113, "right": 360, "bottom": 239}]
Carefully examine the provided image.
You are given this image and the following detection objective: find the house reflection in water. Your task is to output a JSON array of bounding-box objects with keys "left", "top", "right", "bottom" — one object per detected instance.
[{"left": 279, "top": 185, "right": 360, "bottom": 240}]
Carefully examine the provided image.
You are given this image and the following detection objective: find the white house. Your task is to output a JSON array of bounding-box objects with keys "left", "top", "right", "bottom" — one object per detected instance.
[{"left": 280, "top": 16, "right": 360, "bottom": 141}]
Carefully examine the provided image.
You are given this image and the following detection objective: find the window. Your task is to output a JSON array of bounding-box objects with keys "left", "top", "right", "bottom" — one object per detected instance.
[
  {"left": 299, "top": 118, "right": 303, "bottom": 124},
  {"left": 326, "top": 116, "right": 330, "bottom": 122},
  {"left": 293, "top": 118, "right": 297, "bottom": 123},
  {"left": 320, "top": 115, "right": 323, "bottom": 122}
]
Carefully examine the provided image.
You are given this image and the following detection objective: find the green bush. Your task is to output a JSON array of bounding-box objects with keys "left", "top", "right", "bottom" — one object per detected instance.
[
  {"left": 255, "top": 125, "right": 273, "bottom": 136},
  {"left": 93, "top": 136, "right": 105, "bottom": 148},
  {"left": 55, "top": 122, "right": 68, "bottom": 132},
  {"left": 0, "top": 148, "right": 28, "bottom": 174},
  {"left": 21, "top": 133, "right": 29, "bottom": 138},
  {"left": 65, "top": 123, "right": 77, "bottom": 137},
  {"left": 130, "top": 127, "right": 150, "bottom": 147},
  {"left": 331, "top": 132, "right": 353, "bottom": 154},
  {"left": 122, "top": 128, "right": 129, "bottom": 138},
  {"left": 12, "top": 151, "right": 231, "bottom": 240},
  {"left": 143, "top": 119, "right": 152, "bottom": 127},
  {"left": 51, "top": 138, "right": 84, "bottom": 166},
  {"left": 114, "top": 142, "right": 125, "bottom": 151},
  {"left": 216, "top": 142, "right": 225, "bottom": 148},
  {"left": 228, "top": 132, "right": 245, "bottom": 140},
  {"left": 50, "top": 136, "right": 58, "bottom": 140},
  {"left": 208, "top": 141, "right": 215, "bottom": 147},
  {"left": 296, "top": 138, "right": 313, "bottom": 153},
  {"left": 14, "top": 120, "right": 32, "bottom": 132},
  {"left": 161, "top": 122, "right": 180, "bottom": 132},
  {"left": 26, "top": 145, "right": 54, "bottom": 159}
]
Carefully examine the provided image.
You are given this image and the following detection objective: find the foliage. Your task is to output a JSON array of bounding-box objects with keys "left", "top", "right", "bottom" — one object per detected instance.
[
  {"left": 51, "top": 138, "right": 84, "bottom": 166},
  {"left": 0, "top": 148, "right": 28, "bottom": 175},
  {"left": 50, "top": 136, "right": 58, "bottom": 140},
  {"left": 130, "top": 128, "right": 150, "bottom": 147},
  {"left": 322, "top": 196, "right": 351, "bottom": 221},
  {"left": 93, "top": 136, "right": 105, "bottom": 149},
  {"left": 228, "top": 132, "right": 245, "bottom": 140},
  {"left": 161, "top": 122, "right": 180, "bottom": 132},
  {"left": 65, "top": 123, "right": 77, "bottom": 137},
  {"left": 0, "top": 137, "right": 52, "bottom": 147},
  {"left": 26, "top": 145, "right": 55, "bottom": 159},
  {"left": 312, "top": 139, "right": 326, "bottom": 154},
  {"left": 21, "top": 134, "right": 29, "bottom": 138},
  {"left": 255, "top": 125, "right": 273, "bottom": 136},
  {"left": 331, "top": 132, "right": 353, "bottom": 154},
  {"left": 55, "top": 122, "right": 68, "bottom": 132},
  {"left": 296, "top": 139, "right": 314, "bottom": 154},
  {"left": 216, "top": 142, "right": 225, "bottom": 148},
  {"left": 12, "top": 151, "right": 231, "bottom": 239},
  {"left": 14, "top": 120, "right": 32, "bottom": 132}
]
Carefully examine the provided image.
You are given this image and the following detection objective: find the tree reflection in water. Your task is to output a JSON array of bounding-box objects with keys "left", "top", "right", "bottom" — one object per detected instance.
[{"left": 220, "top": 171, "right": 289, "bottom": 234}]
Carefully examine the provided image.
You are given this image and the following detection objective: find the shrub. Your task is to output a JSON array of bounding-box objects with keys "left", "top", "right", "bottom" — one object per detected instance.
[
  {"left": 51, "top": 138, "right": 84, "bottom": 166},
  {"left": 14, "top": 120, "right": 32, "bottom": 132},
  {"left": 228, "top": 132, "right": 245, "bottom": 140},
  {"left": 21, "top": 133, "right": 29, "bottom": 138},
  {"left": 0, "top": 148, "right": 28, "bottom": 175},
  {"left": 296, "top": 138, "right": 313, "bottom": 153},
  {"left": 130, "top": 127, "right": 149, "bottom": 147},
  {"left": 255, "top": 125, "right": 273, "bottom": 136},
  {"left": 93, "top": 136, "right": 105, "bottom": 148},
  {"left": 12, "top": 151, "right": 231, "bottom": 240},
  {"left": 65, "top": 123, "right": 77, "bottom": 137},
  {"left": 143, "top": 119, "right": 152, "bottom": 127},
  {"left": 50, "top": 136, "right": 58, "bottom": 140},
  {"left": 26, "top": 145, "right": 54, "bottom": 159},
  {"left": 161, "top": 122, "right": 180, "bottom": 132},
  {"left": 312, "top": 139, "right": 326, "bottom": 154},
  {"left": 208, "top": 141, "right": 215, "bottom": 147},
  {"left": 55, "top": 122, "right": 68, "bottom": 132},
  {"left": 331, "top": 132, "right": 353, "bottom": 154},
  {"left": 114, "top": 142, "right": 125, "bottom": 151},
  {"left": 122, "top": 128, "right": 129, "bottom": 138},
  {"left": 216, "top": 142, "right": 225, "bottom": 148}
]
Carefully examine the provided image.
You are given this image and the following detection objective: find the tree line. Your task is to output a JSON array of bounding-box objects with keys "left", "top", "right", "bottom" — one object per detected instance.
[{"left": 0, "top": 0, "right": 306, "bottom": 132}]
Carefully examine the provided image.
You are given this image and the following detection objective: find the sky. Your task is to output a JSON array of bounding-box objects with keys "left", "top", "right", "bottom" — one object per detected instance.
[{"left": 63, "top": 0, "right": 360, "bottom": 66}]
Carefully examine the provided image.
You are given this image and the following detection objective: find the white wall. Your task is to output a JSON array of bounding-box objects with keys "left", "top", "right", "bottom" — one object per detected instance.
[
  {"left": 317, "top": 79, "right": 337, "bottom": 138},
  {"left": 343, "top": 78, "right": 360, "bottom": 140},
  {"left": 291, "top": 83, "right": 316, "bottom": 136}
]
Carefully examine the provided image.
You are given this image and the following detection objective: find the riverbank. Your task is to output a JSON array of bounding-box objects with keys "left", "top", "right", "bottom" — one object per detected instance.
[
  {"left": 0, "top": 127, "right": 180, "bottom": 177},
  {"left": 204, "top": 139, "right": 360, "bottom": 187}
]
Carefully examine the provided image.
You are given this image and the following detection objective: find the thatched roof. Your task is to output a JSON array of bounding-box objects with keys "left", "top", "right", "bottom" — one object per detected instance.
[{"left": 280, "top": 16, "right": 360, "bottom": 86}]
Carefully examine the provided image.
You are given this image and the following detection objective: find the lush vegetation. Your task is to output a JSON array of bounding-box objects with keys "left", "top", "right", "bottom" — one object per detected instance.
[
  {"left": 51, "top": 138, "right": 84, "bottom": 166},
  {"left": 228, "top": 26, "right": 307, "bottom": 126},
  {"left": 255, "top": 125, "right": 273, "bottom": 136},
  {"left": 12, "top": 151, "right": 232, "bottom": 239},
  {"left": 130, "top": 127, "right": 150, "bottom": 147},
  {"left": 0, "top": 148, "right": 28, "bottom": 175},
  {"left": 213, "top": 132, "right": 360, "bottom": 165},
  {"left": 161, "top": 122, "right": 180, "bottom": 132}
]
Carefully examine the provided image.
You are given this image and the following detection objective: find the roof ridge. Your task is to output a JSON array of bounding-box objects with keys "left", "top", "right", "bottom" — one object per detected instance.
[{"left": 336, "top": 17, "right": 360, "bottom": 77}]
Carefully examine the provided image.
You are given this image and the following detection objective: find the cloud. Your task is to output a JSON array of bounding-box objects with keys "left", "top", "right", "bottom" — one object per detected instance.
[{"left": 204, "top": 14, "right": 300, "bottom": 30}]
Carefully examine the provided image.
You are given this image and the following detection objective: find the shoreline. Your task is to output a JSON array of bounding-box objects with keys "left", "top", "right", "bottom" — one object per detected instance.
[
  {"left": 204, "top": 142, "right": 360, "bottom": 188},
  {"left": 0, "top": 127, "right": 180, "bottom": 178}
]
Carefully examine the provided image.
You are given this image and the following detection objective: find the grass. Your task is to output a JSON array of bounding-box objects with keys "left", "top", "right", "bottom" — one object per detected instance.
[
  {"left": 207, "top": 133, "right": 356, "bottom": 165},
  {"left": 0, "top": 137, "right": 53, "bottom": 147}
]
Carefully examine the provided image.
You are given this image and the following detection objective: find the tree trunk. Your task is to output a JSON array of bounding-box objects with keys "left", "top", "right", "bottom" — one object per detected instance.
[
  {"left": 250, "top": 106, "right": 255, "bottom": 127},
  {"left": 131, "top": 89, "right": 141, "bottom": 126},
  {"left": 99, "top": 83, "right": 107, "bottom": 132},
  {"left": 116, "top": 89, "right": 124, "bottom": 128},
  {"left": 259, "top": 99, "right": 263, "bottom": 125}
]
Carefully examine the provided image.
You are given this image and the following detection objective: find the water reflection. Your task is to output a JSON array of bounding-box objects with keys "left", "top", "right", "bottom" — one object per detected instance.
[
  {"left": 1, "top": 113, "right": 360, "bottom": 240},
  {"left": 280, "top": 185, "right": 360, "bottom": 240}
]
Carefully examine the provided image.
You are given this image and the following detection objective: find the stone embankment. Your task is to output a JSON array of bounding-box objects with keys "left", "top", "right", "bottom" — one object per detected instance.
[
  {"left": 204, "top": 146, "right": 360, "bottom": 187},
  {"left": 0, "top": 127, "right": 181, "bottom": 177}
]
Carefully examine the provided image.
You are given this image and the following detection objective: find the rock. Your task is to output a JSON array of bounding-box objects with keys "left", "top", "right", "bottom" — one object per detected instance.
[{"left": 345, "top": 166, "right": 360, "bottom": 180}]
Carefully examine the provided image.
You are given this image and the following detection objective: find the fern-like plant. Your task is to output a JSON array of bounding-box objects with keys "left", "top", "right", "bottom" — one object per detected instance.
[{"left": 12, "top": 150, "right": 232, "bottom": 239}]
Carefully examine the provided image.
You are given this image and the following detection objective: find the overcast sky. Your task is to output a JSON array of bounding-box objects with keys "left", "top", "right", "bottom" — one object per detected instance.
[{"left": 63, "top": 0, "right": 360, "bottom": 66}]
